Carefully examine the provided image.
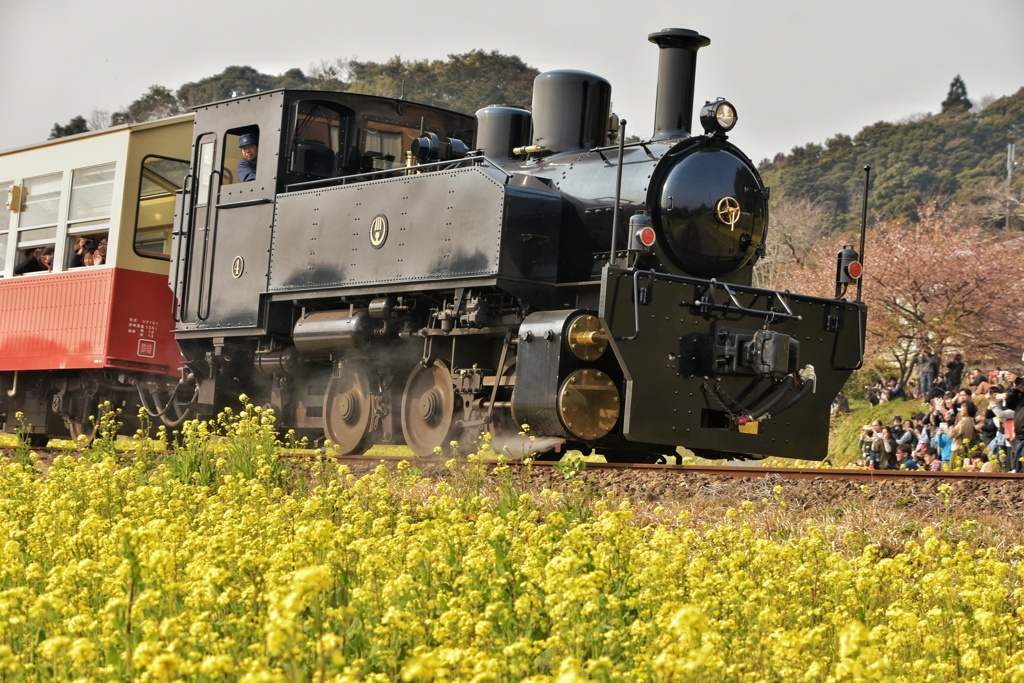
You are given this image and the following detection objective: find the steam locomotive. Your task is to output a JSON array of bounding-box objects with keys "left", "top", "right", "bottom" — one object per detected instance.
[
  {"left": 1, "top": 28, "right": 866, "bottom": 461},
  {"left": 170, "top": 26, "right": 866, "bottom": 461}
]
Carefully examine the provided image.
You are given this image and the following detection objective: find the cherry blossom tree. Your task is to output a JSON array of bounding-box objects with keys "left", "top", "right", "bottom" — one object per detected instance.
[{"left": 762, "top": 201, "right": 1024, "bottom": 383}]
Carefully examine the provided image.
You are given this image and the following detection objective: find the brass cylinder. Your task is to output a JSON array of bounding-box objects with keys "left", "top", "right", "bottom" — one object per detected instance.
[
  {"left": 557, "top": 369, "right": 620, "bottom": 441},
  {"left": 566, "top": 314, "right": 608, "bottom": 361}
]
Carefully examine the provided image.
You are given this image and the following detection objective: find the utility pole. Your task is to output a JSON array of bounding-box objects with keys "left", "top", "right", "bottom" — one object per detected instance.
[{"left": 1010, "top": 142, "right": 1016, "bottom": 230}]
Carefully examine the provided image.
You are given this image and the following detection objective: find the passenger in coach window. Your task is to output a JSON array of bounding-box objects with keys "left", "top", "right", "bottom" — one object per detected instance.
[
  {"left": 238, "top": 133, "right": 258, "bottom": 182},
  {"left": 69, "top": 236, "right": 95, "bottom": 268},
  {"left": 92, "top": 238, "right": 107, "bottom": 266},
  {"left": 13, "top": 246, "right": 53, "bottom": 275}
]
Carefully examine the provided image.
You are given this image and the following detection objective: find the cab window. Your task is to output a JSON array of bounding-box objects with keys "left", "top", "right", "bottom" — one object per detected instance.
[
  {"left": 288, "top": 102, "right": 344, "bottom": 183},
  {"left": 223, "top": 127, "right": 259, "bottom": 185},
  {"left": 360, "top": 118, "right": 423, "bottom": 172}
]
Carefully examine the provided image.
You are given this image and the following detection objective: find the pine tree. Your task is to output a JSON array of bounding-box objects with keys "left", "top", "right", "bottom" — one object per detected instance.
[{"left": 941, "top": 75, "right": 972, "bottom": 114}]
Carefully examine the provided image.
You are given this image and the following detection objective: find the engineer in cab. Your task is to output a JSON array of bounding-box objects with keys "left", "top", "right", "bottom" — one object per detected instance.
[{"left": 238, "top": 133, "right": 258, "bottom": 182}]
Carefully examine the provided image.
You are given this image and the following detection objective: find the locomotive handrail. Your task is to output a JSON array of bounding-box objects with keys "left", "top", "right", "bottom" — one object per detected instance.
[
  {"left": 215, "top": 197, "right": 273, "bottom": 209},
  {"left": 616, "top": 269, "right": 802, "bottom": 341},
  {"left": 588, "top": 138, "right": 661, "bottom": 157},
  {"left": 282, "top": 155, "right": 512, "bottom": 193},
  {"left": 608, "top": 119, "right": 627, "bottom": 265},
  {"left": 171, "top": 173, "right": 194, "bottom": 323},
  {"left": 195, "top": 169, "right": 223, "bottom": 322},
  {"left": 831, "top": 303, "right": 866, "bottom": 372},
  {"left": 701, "top": 278, "right": 800, "bottom": 323}
]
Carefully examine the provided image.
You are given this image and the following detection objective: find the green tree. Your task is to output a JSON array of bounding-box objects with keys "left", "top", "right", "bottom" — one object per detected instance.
[
  {"left": 941, "top": 74, "right": 972, "bottom": 114},
  {"left": 48, "top": 115, "right": 89, "bottom": 139},
  {"left": 176, "top": 66, "right": 315, "bottom": 110},
  {"left": 349, "top": 51, "right": 537, "bottom": 113},
  {"left": 177, "top": 66, "right": 286, "bottom": 109},
  {"left": 111, "top": 85, "right": 183, "bottom": 125},
  {"left": 275, "top": 67, "right": 311, "bottom": 90}
]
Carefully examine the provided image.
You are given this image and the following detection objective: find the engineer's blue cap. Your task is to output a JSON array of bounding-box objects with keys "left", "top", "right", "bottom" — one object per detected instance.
[{"left": 239, "top": 133, "right": 258, "bottom": 147}]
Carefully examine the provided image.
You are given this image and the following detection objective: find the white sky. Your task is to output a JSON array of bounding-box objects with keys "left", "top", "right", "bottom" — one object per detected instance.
[{"left": 2, "top": 0, "right": 1021, "bottom": 164}]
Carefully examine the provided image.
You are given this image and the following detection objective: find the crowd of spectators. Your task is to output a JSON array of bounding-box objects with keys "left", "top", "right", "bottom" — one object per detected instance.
[{"left": 843, "top": 354, "right": 1024, "bottom": 471}]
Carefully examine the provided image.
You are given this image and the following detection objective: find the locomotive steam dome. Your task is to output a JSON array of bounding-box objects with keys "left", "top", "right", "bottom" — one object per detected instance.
[
  {"left": 530, "top": 70, "right": 612, "bottom": 154},
  {"left": 654, "top": 146, "right": 766, "bottom": 277}
]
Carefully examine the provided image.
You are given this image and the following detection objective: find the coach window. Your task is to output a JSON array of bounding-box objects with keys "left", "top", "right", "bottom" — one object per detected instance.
[
  {"left": 15, "top": 173, "right": 60, "bottom": 273},
  {"left": 66, "top": 163, "right": 115, "bottom": 268},
  {"left": 135, "top": 155, "right": 189, "bottom": 259},
  {"left": 0, "top": 180, "right": 13, "bottom": 276}
]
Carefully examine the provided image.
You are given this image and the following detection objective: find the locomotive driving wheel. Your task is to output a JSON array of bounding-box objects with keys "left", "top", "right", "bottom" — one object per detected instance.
[
  {"left": 323, "top": 362, "right": 377, "bottom": 454},
  {"left": 402, "top": 360, "right": 457, "bottom": 457}
]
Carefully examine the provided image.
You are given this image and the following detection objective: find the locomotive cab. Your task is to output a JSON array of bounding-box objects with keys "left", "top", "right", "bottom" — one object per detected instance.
[{"left": 173, "top": 90, "right": 479, "bottom": 336}]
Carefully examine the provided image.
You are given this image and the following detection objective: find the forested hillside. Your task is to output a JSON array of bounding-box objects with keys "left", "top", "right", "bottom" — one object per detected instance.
[{"left": 760, "top": 78, "right": 1024, "bottom": 230}]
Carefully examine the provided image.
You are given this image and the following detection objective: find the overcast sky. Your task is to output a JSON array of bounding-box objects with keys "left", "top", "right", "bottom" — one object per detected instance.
[{"left": 2, "top": 0, "right": 1021, "bottom": 164}]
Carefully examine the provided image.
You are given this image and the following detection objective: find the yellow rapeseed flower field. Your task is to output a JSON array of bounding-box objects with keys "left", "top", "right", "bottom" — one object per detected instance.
[{"left": 1, "top": 402, "right": 1024, "bottom": 681}]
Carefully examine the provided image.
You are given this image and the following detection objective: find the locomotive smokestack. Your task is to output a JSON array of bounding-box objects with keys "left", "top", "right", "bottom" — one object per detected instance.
[{"left": 649, "top": 28, "right": 711, "bottom": 140}]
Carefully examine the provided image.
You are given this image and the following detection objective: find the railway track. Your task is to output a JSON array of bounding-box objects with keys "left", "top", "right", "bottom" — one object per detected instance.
[{"left": 4, "top": 445, "right": 1022, "bottom": 483}]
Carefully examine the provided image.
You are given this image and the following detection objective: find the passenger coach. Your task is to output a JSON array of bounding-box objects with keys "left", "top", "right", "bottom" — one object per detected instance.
[{"left": 0, "top": 117, "right": 193, "bottom": 442}]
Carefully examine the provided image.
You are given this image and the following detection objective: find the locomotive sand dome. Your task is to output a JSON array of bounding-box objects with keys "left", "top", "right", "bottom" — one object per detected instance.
[{"left": 161, "top": 26, "right": 867, "bottom": 462}]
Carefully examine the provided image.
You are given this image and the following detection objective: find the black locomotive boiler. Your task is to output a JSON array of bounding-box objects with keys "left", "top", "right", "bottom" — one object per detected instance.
[{"left": 170, "top": 28, "right": 866, "bottom": 462}]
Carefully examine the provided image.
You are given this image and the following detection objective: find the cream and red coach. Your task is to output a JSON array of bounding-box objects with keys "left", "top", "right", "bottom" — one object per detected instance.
[{"left": 0, "top": 117, "right": 191, "bottom": 442}]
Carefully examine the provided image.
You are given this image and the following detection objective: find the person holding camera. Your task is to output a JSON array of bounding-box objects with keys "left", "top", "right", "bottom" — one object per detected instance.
[
  {"left": 871, "top": 426, "right": 899, "bottom": 470},
  {"left": 934, "top": 423, "right": 954, "bottom": 468},
  {"left": 860, "top": 420, "right": 884, "bottom": 468},
  {"left": 865, "top": 380, "right": 887, "bottom": 406}
]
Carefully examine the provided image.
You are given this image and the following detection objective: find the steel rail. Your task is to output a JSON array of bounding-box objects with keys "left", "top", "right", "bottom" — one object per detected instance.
[{"left": 4, "top": 447, "right": 1021, "bottom": 483}]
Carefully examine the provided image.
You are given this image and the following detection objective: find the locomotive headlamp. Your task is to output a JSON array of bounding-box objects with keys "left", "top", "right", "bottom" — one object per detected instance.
[{"left": 699, "top": 98, "right": 737, "bottom": 136}]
